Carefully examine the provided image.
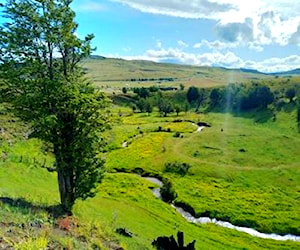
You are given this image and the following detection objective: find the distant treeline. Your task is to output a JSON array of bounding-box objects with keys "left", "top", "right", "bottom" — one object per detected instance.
[
  {"left": 98, "top": 77, "right": 178, "bottom": 82},
  {"left": 129, "top": 77, "right": 176, "bottom": 82},
  {"left": 118, "top": 82, "right": 300, "bottom": 122}
]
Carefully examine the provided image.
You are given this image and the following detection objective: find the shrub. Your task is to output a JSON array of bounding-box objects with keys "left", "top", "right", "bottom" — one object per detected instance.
[
  {"left": 173, "top": 132, "right": 181, "bottom": 138},
  {"left": 161, "top": 179, "right": 177, "bottom": 203},
  {"left": 164, "top": 162, "right": 191, "bottom": 176},
  {"left": 193, "top": 151, "right": 200, "bottom": 157}
]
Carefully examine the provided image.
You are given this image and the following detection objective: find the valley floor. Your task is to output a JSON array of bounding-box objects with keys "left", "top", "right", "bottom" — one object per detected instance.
[{"left": 0, "top": 108, "right": 299, "bottom": 249}]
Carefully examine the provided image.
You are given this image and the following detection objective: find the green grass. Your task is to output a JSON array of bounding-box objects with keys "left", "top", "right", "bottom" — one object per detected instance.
[
  {"left": 1, "top": 103, "right": 300, "bottom": 249},
  {"left": 105, "top": 110, "right": 300, "bottom": 236},
  {"left": 1, "top": 163, "right": 299, "bottom": 249}
]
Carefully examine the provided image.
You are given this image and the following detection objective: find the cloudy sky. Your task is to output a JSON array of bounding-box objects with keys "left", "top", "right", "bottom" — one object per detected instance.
[{"left": 1, "top": 0, "right": 300, "bottom": 72}]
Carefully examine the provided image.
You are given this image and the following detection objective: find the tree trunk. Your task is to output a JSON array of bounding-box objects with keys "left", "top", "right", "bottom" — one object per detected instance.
[{"left": 57, "top": 167, "right": 75, "bottom": 214}]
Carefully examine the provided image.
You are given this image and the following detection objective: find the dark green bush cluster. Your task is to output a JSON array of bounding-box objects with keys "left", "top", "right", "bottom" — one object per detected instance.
[
  {"left": 209, "top": 83, "right": 274, "bottom": 111},
  {"left": 155, "top": 126, "right": 171, "bottom": 132},
  {"left": 164, "top": 162, "right": 191, "bottom": 176},
  {"left": 173, "top": 131, "right": 181, "bottom": 138},
  {"left": 160, "top": 179, "right": 177, "bottom": 203}
]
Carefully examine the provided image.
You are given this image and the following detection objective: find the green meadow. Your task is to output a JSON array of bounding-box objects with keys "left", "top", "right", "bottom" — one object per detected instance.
[
  {"left": 1, "top": 100, "right": 299, "bottom": 249},
  {"left": 106, "top": 108, "right": 300, "bottom": 236},
  {"left": 1, "top": 57, "right": 300, "bottom": 249}
]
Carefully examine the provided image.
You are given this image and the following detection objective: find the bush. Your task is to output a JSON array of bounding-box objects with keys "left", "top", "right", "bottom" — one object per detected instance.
[
  {"left": 192, "top": 151, "right": 200, "bottom": 157},
  {"left": 173, "top": 132, "right": 181, "bottom": 138},
  {"left": 160, "top": 179, "right": 177, "bottom": 203},
  {"left": 164, "top": 162, "right": 191, "bottom": 176}
]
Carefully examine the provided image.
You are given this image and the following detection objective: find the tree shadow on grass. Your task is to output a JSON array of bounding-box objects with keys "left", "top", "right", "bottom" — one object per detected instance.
[
  {"left": 0, "top": 197, "right": 69, "bottom": 218},
  {"left": 233, "top": 109, "right": 275, "bottom": 123},
  {"left": 208, "top": 106, "right": 275, "bottom": 124}
]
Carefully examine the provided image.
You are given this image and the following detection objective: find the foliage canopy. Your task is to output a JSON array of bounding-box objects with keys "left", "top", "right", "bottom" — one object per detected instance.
[{"left": 0, "top": 0, "right": 109, "bottom": 212}]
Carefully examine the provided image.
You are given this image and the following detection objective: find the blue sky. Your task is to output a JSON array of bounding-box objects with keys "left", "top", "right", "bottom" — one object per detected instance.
[{"left": 1, "top": 0, "right": 300, "bottom": 72}]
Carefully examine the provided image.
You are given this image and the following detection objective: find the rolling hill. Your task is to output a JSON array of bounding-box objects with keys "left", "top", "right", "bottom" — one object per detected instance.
[{"left": 81, "top": 57, "right": 272, "bottom": 91}]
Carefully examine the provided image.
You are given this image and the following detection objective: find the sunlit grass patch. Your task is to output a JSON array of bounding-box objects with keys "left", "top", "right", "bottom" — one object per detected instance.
[
  {"left": 105, "top": 110, "right": 300, "bottom": 237},
  {"left": 106, "top": 133, "right": 169, "bottom": 173}
]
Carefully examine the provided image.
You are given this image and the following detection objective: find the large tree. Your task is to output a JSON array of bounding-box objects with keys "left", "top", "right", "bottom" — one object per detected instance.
[{"left": 0, "top": 0, "right": 109, "bottom": 213}]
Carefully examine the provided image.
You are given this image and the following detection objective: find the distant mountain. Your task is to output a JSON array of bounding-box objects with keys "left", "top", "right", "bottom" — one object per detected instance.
[
  {"left": 268, "top": 68, "right": 300, "bottom": 76},
  {"left": 239, "top": 68, "right": 266, "bottom": 75},
  {"left": 89, "top": 55, "right": 106, "bottom": 60},
  {"left": 222, "top": 67, "right": 300, "bottom": 76}
]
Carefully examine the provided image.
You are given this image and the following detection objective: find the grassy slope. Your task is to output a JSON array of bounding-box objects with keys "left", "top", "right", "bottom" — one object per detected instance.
[
  {"left": 1, "top": 161, "right": 299, "bottom": 249},
  {"left": 1, "top": 107, "right": 300, "bottom": 249},
  {"left": 105, "top": 109, "right": 300, "bottom": 236},
  {"left": 81, "top": 57, "right": 271, "bottom": 91},
  {"left": 1, "top": 57, "right": 300, "bottom": 249}
]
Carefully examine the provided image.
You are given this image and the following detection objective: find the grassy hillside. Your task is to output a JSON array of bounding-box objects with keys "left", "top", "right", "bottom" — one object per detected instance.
[
  {"left": 105, "top": 108, "right": 300, "bottom": 236},
  {"left": 1, "top": 104, "right": 300, "bottom": 249},
  {"left": 1, "top": 57, "right": 300, "bottom": 249},
  {"left": 81, "top": 57, "right": 273, "bottom": 92}
]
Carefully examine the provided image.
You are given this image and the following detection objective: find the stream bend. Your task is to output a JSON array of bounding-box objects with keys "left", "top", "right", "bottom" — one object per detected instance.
[{"left": 143, "top": 177, "right": 300, "bottom": 242}]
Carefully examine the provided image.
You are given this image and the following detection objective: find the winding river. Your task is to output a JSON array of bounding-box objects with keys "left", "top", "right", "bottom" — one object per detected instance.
[
  {"left": 122, "top": 123, "right": 299, "bottom": 242},
  {"left": 142, "top": 177, "right": 300, "bottom": 242}
]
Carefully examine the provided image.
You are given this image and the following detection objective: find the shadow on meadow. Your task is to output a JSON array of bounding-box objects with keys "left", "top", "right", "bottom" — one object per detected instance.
[
  {"left": 205, "top": 107, "right": 276, "bottom": 124},
  {"left": 0, "top": 197, "right": 68, "bottom": 218},
  {"left": 232, "top": 109, "right": 275, "bottom": 123}
]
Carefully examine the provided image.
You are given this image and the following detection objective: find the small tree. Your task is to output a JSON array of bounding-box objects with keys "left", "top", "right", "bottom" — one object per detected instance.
[
  {"left": 183, "top": 101, "right": 190, "bottom": 113},
  {"left": 254, "top": 86, "right": 274, "bottom": 109},
  {"left": 158, "top": 99, "right": 173, "bottom": 117},
  {"left": 136, "top": 99, "right": 146, "bottom": 112},
  {"left": 186, "top": 86, "right": 199, "bottom": 104},
  {"left": 285, "top": 88, "right": 296, "bottom": 103},
  {"left": 243, "top": 85, "right": 274, "bottom": 110},
  {"left": 122, "top": 87, "right": 127, "bottom": 94},
  {"left": 0, "top": 0, "right": 109, "bottom": 213},
  {"left": 138, "top": 87, "right": 150, "bottom": 98},
  {"left": 144, "top": 100, "right": 153, "bottom": 115},
  {"left": 174, "top": 104, "right": 181, "bottom": 116},
  {"left": 196, "top": 88, "right": 204, "bottom": 111},
  {"left": 210, "top": 88, "right": 221, "bottom": 108},
  {"left": 131, "top": 104, "right": 137, "bottom": 113}
]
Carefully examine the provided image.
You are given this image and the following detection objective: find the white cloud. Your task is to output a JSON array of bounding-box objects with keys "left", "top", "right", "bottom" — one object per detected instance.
[
  {"left": 110, "top": 0, "right": 235, "bottom": 19},
  {"left": 110, "top": 45, "right": 299, "bottom": 73},
  {"left": 216, "top": 18, "right": 254, "bottom": 42},
  {"left": 193, "top": 39, "right": 264, "bottom": 52},
  {"left": 193, "top": 43, "right": 202, "bottom": 49},
  {"left": 110, "top": 0, "right": 300, "bottom": 47},
  {"left": 156, "top": 40, "right": 162, "bottom": 49},
  {"left": 193, "top": 40, "right": 238, "bottom": 50},
  {"left": 73, "top": 0, "right": 106, "bottom": 12},
  {"left": 177, "top": 40, "right": 189, "bottom": 48},
  {"left": 289, "top": 25, "right": 300, "bottom": 46},
  {"left": 248, "top": 42, "right": 264, "bottom": 52}
]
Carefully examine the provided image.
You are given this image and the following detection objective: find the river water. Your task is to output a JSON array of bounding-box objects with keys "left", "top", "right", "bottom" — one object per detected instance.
[
  {"left": 138, "top": 124, "right": 299, "bottom": 241},
  {"left": 143, "top": 177, "right": 300, "bottom": 242}
]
